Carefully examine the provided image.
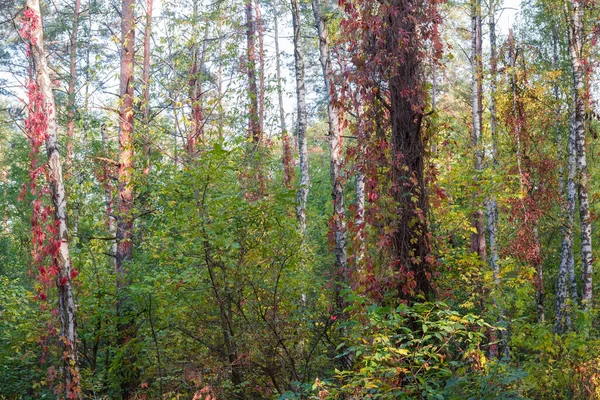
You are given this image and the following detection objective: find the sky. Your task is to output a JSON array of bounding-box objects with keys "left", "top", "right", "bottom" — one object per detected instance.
[
  {"left": 498, "top": 0, "right": 521, "bottom": 35},
  {"left": 0, "top": 0, "right": 524, "bottom": 134}
]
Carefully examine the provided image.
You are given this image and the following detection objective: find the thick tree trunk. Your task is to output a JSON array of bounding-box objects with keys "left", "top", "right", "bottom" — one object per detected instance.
[
  {"left": 142, "top": 0, "right": 153, "bottom": 175},
  {"left": 311, "top": 0, "right": 347, "bottom": 272},
  {"left": 566, "top": 0, "right": 593, "bottom": 310},
  {"left": 386, "top": 0, "right": 431, "bottom": 299},
  {"left": 470, "top": 0, "right": 486, "bottom": 261},
  {"left": 291, "top": 0, "right": 310, "bottom": 234},
  {"left": 24, "top": 0, "right": 81, "bottom": 397},
  {"left": 273, "top": 5, "right": 294, "bottom": 188},
  {"left": 66, "top": 0, "right": 80, "bottom": 173},
  {"left": 246, "top": 0, "right": 261, "bottom": 143},
  {"left": 116, "top": 0, "right": 137, "bottom": 395}
]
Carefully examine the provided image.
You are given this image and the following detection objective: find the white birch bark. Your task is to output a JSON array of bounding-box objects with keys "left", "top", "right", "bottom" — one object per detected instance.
[
  {"left": 25, "top": 0, "right": 81, "bottom": 396},
  {"left": 311, "top": 0, "right": 347, "bottom": 274},
  {"left": 470, "top": 0, "right": 486, "bottom": 260},
  {"left": 291, "top": 0, "right": 309, "bottom": 233},
  {"left": 556, "top": 112, "right": 578, "bottom": 332},
  {"left": 486, "top": 0, "right": 499, "bottom": 282},
  {"left": 566, "top": 0, "right": 592, "bottom": 309}
]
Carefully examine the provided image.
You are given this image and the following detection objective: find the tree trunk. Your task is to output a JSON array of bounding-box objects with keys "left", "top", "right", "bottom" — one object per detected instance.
[
  {"left": 101, "top": 124, "right": 117, "bottom": 271},
  {"left": 386, "top": 0, "right": 432, "bottom": 299},
  {"left": 273, "top": 5, "right": 294, "bottom": 188},
  {"left": 116, "top": 0, "right": 137, "bottom": 395},
  {"left": 246, "top": 0, "right": 261, "bottom": 143},
  {"left": 312, "top": 0, "right": 348, "bottom": 302},
  {"left": 486, "top": 0, "right": 508, "bottom": 358},
  {"left": 291, "top": 0, "right": 309, "bottom": 234},
  {"left": 554, "top": 22, "right": 577, "bottom": 332},
  {"left": 509, "top": 32, "right": 545, "bottom": 324},
  {"left": 142, "top": 0, "right": 153, "bottom": 175},
  {"left": 187, "top": 11, "right": 207, "bottom": 157},
  {"left": 486, "top": 0, "right": 499, "bottom": 282},
  {"left": 470, "top": 0, "right": 486, "bottom": 261},
  {"left": 66, "top": 0, "right": 80, "bottom": 174},
  {"left": 352, "top": 94, "right": 367, "bottom": 270},
  {"left": 556, "top": 112, "right": 577, "bottom": 332},
  {"left": 256, "top": 2, "right": 265, "bottom": 135},
  {"left": 24, "top": 0, "right": 81, "bottom": 397},
  {"left": 566, "top": 0, "right": 592, "bottom": 310}
]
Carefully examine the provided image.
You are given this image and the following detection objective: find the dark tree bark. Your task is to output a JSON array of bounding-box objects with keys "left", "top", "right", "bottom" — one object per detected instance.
[{"left": 386, "top": 0, "right": 433, "bottom": 299}]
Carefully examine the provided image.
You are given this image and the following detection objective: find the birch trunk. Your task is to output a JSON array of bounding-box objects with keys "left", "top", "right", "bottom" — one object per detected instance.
[
  {"left": 486, "top": 0, "right": 509, "bottom": 358},
  {"left": 470, "top": 0, "right": 486, "bottom": 261},
  {"left": 291, "top": 0, "right": 309, "bottom": 233},
  {"left": 25, "top": 0, "right": 81, "bottom": 396},
  {"left": 566, "top": 0, "right": 593, "bottom": 310},
  {"left": 352, "top": 92, "right": 367, "bottom": 269},
  {"left": 311, "top": 0, "right": 348, "bottom": 283},
  {"left": 556, "top": 112, "right": 578, "bottom": 332},
  {"left": 486, "top": 0, "right": 499, "bottom": 281}
]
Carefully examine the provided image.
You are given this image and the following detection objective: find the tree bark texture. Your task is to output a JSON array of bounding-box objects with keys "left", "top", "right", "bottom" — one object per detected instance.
[
  {"left": 256, "top": 2, "right": 265, "bottom": 134},
  {"left": 566, "top": 0, "right": 592, "bottom": 310},
  {"left": 312, "top": 0, "right": 348, "bottom": 305},
  {"left": 187, "top": 22, "right": 207, "bottom": 155},
  {"left": 486, "top": 0, "right": 499, "bottom": 281},
  {"left": 66, "top": 0, "right": 80, "bottom": 174},
  {"left": 291, "top": 0, "right": 310, "bottom": 234},
  {"left": 470, "top": 0, "right": 486, "bottom": 261},
  {"left": 24, "top": 0, "right": 81, "bottom": 397},
  {"left": 386, "top": 0, "right": 432, "bottom": 299},
  {"left": 556, "top": 112, "right": 577, "bottom": 332},
  {"left": 142, "top": 0, "right": 153, "bottom": 174},
  {"left": 116, "top": 0, "right": 137, "bottom": 395},
  {"left": 273, "top": 4, "right": 294, "bottom": 188},
  {"left": 246, "top": 0, "right": 261, "bottom": 143}
]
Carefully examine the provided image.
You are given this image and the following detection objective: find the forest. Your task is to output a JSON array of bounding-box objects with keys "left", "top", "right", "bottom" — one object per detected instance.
[{"left": 0, "top": 0, "right": 599, "bottom": 398}]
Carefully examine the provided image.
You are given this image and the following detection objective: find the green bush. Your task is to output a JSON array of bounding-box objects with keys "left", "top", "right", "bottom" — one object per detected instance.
[{"left": 317, "top": 299, "right": 525, "bottom": 399}]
